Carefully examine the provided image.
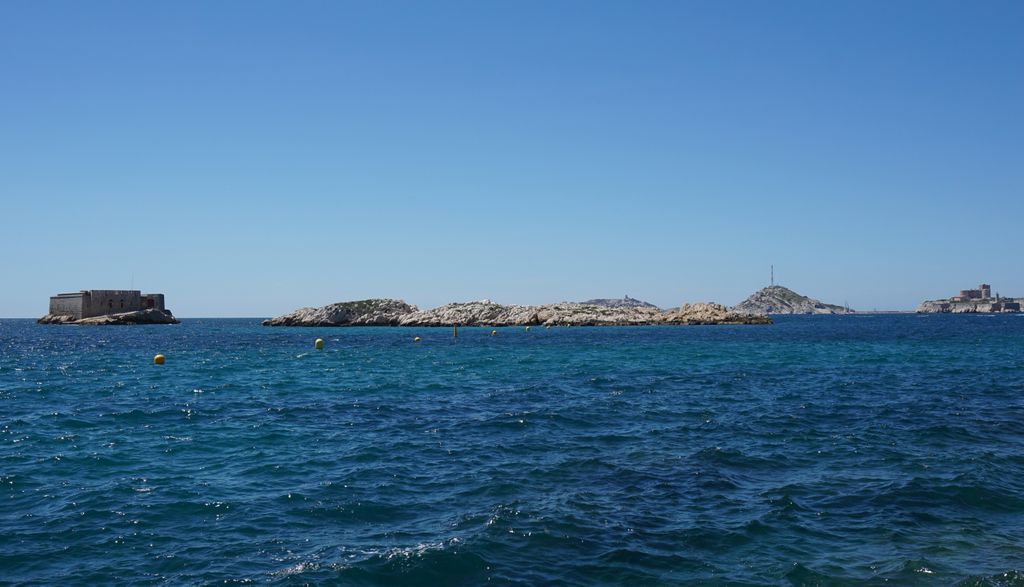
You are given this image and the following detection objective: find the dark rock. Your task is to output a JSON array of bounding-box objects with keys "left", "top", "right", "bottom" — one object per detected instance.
[{"left": 38, "top": 309, "right": 180, "bottom": 325}]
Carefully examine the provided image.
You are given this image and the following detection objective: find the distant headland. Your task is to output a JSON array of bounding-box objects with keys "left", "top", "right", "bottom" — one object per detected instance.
[
  {"left": 38, "top": 289, "right": 179, "bottom": 325},
  {"left": 733, "top": 285, "right": 853, "bottom": 315}
]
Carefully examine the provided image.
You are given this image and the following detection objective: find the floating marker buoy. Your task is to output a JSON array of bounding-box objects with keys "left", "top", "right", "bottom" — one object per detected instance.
[
  {"left": 153, "top": 354, "right": 165, "bottom": 365},
  {"left": 314, "top": 338, "right": 324, "bottom": 350},
  {"left": 414, "top": 336, "right": 422, "bottom": 342},
  {"left": 525, "top": 326, "right": 531, "bottom": 331},
  {"left": 491, "top": 330, "right": 497, "bottom": 336}
]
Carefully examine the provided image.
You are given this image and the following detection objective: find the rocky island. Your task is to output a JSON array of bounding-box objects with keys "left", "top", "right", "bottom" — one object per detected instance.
[
  {"left": 38, "top": 289, "right": 179, "bottom": 325},
  {"left": 917, "top": 283, "right": 1021, "bottom": 313},
  {"left": 263, "top": 297, "right": 771, "bottom": 327},
  {"left": 732, "top": 285, "right": 852, "bottom": 315},
  {"left": 581, "top": 295, "right": 660, "bottom": 309},
  {"left": 259, "top": 299, "right": 417, "bottom": 326}
]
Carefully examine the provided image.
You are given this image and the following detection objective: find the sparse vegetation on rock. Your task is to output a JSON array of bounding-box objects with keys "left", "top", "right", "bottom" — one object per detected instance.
[
  {"left": 732, "top": 286, "right": 851, "bottom": 315},
  {"left": 263, "top": 298, "right": 772, "bottom": 327}
]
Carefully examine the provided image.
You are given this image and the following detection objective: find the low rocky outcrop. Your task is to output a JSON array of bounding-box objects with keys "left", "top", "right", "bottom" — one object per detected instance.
[
  {"left": 399, "top": 300, "right": 668, "bottom": 326},
  {"left": 580, "top": 296, "right": 660, "bottom": 310},
  {"left": 534, "top": 302, "right": 664, "bottom": 326},
  {"left": 917, "top": 299, "right": 1021, "bottom": 313},
  {"left": 732, "top": 285, "right": 852, "bottom": 315},
  {"left": 663, "top": 303, "right": 773, "bottom": 325},
  {"left": 38, "top": 309, "right": 180, "bottom": 325},
  {"left": 399, "top": 300, "right": 540, "bottom": 326},
  {"left": 264, "top": 298, "right": 772, "bottom": 326},
  {"left": 262, "top": 299, "right": 418, "bottom": 326}
]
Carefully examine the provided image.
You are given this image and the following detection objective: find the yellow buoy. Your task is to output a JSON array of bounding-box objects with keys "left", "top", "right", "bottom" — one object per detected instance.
[
  {"left": 491, "top": 330, "right": 497, "bottom": 336},
  {"left": 414, "top": 336, "right": 422, "bottom": 342},
  {"left": 314, "top": 338, "right": 324, "bottom": 350},
  {"left": 153, "top": 354, "right": 165, "bottom": 365}
]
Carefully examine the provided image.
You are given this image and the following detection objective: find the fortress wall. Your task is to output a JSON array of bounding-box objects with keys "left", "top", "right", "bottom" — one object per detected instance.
[
  {"left": 142, "top": 293, "right": 165, "bottom": 311},
  {"left": 43, "top": 289, "right": 170, "bottom": 320},
  {"left": 82, "top": 290, "right": 143, "bottom": 318},
  {"left": 49, "top": 293, "right": 84, "bottom": 319}
]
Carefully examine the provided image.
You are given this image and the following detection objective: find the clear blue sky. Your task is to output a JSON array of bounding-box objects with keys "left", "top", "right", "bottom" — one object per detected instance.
[{"left": 2, "top": 1, "right": 1021, "bottom": 317}]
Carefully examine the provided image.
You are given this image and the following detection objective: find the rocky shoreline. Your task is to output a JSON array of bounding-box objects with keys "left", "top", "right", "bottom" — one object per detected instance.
[
  {"left": 263, "top": 298, "right": 771, "bottom": 327},
  {"left": 38, "top": 309, "right": 180, "bottom": 325},
  {"left": 917, "top": 299, "right": 1022, "bottom": 313},
  {"left": 916, "top": 283, "right": 1021, "bottom": 313}
]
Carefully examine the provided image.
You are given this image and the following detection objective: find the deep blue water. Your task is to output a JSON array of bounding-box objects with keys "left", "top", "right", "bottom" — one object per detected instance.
[{"left": 2, "top": 315, "right": 1024, "bottom": 585}]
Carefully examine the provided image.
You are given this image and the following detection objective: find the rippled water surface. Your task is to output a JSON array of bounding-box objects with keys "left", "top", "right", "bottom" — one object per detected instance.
[{"left": 2, "top": 316, "right": 1024, "bottom": 585}]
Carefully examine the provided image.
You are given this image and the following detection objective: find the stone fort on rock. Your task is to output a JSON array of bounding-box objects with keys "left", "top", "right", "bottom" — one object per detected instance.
[
  {"left": 48, "top": 290, "right": 167, "bottom": 321},
  {"left": 917, "top": 283, "right": 1021, "bottom": 313}
]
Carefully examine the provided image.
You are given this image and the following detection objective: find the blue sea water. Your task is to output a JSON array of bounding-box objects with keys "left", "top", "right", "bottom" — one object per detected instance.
[{"left": 2, "top": 315, "right": 1023, "bottom": 585}]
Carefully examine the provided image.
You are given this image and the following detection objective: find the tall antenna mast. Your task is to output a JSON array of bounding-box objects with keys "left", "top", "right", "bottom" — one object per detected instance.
[{"left": 771, "top": 264, "right": 774, "bottom": 287}]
